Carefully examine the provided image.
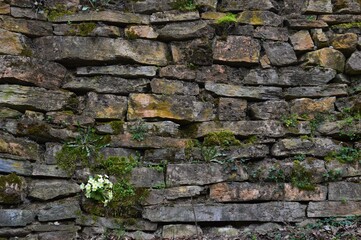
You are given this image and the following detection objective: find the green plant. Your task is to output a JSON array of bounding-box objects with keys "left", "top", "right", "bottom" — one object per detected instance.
[
  {"left": 46, "top": 4, "right": 75, "bottom": 21},
  {"left": 294, "top": 154, "right": 306, "bottom": 161},
  {"left": 281, "top": 114, "right": 299, "bottom": 128},
  {"left": 203, "top": 130, "right": 241, "bottom": 147},
  {"left": 338, "top": 108, "right": 361, "bottom": 140},
  {"left": 331, "top": 22, "right": 361, "bottom": 29},
  {"left": 266, "top": 165, "right": 286, "bottom": 184},
  {"left": 98, "top": 155, "right": 139, "bottom": 178},
  {"left": 327, "top": 147, "right": 361, "bottom": 164},
  {"left": 152, "top": 183, "right": 166, "bottom": 189},
  {"left": 309, "top": 113, "right": 325, "bottom": 136},
  {"left": 87, "top": 0, "right": 111, "bottom": 9},
  {"left": 323, "top": 169, "right": 342, "bottom": 182},
  {"left": 56, "top": 126, "right": 110, "bottom": 174},
  {"left": 129, "top": 120, "right": 147, "bottom": 142},
  {"left": 216, "top": 13, "right": 237, "bottom": 24},
  {"left": 80, "top": 174, "right": 113, "bottom": 206},
  {"left": 201, "top": 146, "right": 222, "bottom": 162},
  {"left": 171, "top": 0, "right": 197, "bottom": 11},
  {"left": 291, "top": 161, "right": 316, "bottom": 191}
]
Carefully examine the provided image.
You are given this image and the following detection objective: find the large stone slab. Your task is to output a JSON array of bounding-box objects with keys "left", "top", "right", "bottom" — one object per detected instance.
[
  {"left": 0, "top": 55, "right": 67, "bottom": 90},
  {"left": 127, "top": 94, "right": 214, "bottom": 122},
  {"left": 263, "top": 41, "right": 297, "bottom": 66},
  {"left": 150, "top": 10, "right": 199, "bottom": 23},
  {"left": 124, "top": 0, "right": 175, "bottom": 13},
  {"left": 144, "top": 202, "right": 306, "bottom": 222},
  {"left": 284, "top": 84, "right": 348, "bottom": 99},
  {"left": 0, "top": 133, "right": 41, "bottom": 161},
  {"left": 331, "top": 33, "right": 358, "bottom": 55},
  {"left": 150, "top": 78, "right": 199, "bottom": 95},
  {"left": 146, "top": 186, "right": 204, "bottom": 205},
  {"left": 219, "top": 0, "right": 276, "bottom": 11},
  {"left": 37, "top": 201, "right": 81, "bottom": 222},
  {"left": 0, "top": 210, "right": 34, "bottom": 227},
  {"left": 0, "top": 28, "right": 30, "bottom": 56},
  {"left": 130, "top": 167, "right": 164, "bottom": 188},
  {"left": 213, "top": 36, "right": 260, "bottom": 65},
  {"left": 159, "top": 65, "right": 196, "bottom": 80},
  {"left": 308, "top": 201, "right": 361, "bottom": 217},
  {"left": 187, "top": 120, "right": 286, "bottom": 138},
  {"left": 301, "top": 48, "right": 346, "bottom": 72},
  {"left": 218, "top": 98, "right": 247, "bottom": 121},
  {"left": 271, "top": 138, "right": 341, "bottom": 157},
  {"left": 290, "top": 97, "right": 335, "bottom": 117},
  {"left": 76, "top": 65, "right": 157, "bottom": 78},
  {"left": 333, "top": 0, "right": 361, "bottom": 13},
  {"left": 33, "top": 37, "right": 169, "bottom": 66},
  {"left": 345, "top": 51, "right": 361, "bottom": 75},
  {"left": 237, "top": 11, "right": 283, "bottom": 26},
  {"left": 278, "top": 67, "right": 336, "bottom": 86},
  {"left": 167, "top": 163, "right": 248, "bottom": 187},
  {"left": 329, "top": 182, "right": 361, "bottom": 201},
  {"left": 290, "top": 30, "right": 314, "bottom": 52},
  {"left": 63, "top": 76, "right": 150, "bottom": 94},
  {"left": 0, "top": 84, "right": 74, "bottom": 112},
  {"left": 51, "top": 10, "right": 149, "bottom": 24},
  {"left": 0, "top": 158, "right": 32, "bottom": 176},
  {"left": 205, "top": 82, "right": 282, "bottom": 100},
  {"left": 249, "top": 100, "right": 289, "bottom": 120},
  {"left": 157, "top": 21, "right": 214, "bottom": 41},
  {"left": 0, "top": 15, "right": 52, "bottom": 37},
  {"left": 210, "top": 182, "right": 327, "bottom": 202},
  {"left": 286, "top": 19, "right": 328, "bottom": 29},
  {"left": 29, "top": 180, "right": 80, "bottom": 201}
]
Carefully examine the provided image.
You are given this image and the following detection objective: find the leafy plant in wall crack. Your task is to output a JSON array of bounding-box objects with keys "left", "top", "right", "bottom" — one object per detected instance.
[
  {"left": 129, "top": 119, "right": 147, "bottom": 142},
  {"left": 80, "top": 174, "right": 113, "bottom": 206}
]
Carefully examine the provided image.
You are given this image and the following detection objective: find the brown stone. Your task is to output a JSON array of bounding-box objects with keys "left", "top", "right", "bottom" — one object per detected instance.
[
  {"left": 0, "top": 29, "right": 30, "bottom": 56},
  {"left": 157, "top": 21, "right": 214, "bottom": 41},
  {"left": 125, "top": 26, "right": 158, "bottom": 39},
  {"left": 0, "top": 133, "right": 41, "bottom": 161},
  {"left": 159, "top": 65, "right": 196, "bottom": 80},
  {"left": 290, "top": 30, "right": 314, "bottom": 51},
  {"left": 0, "top": 15, "right": 52, "bottom": 37},
  {"left": 150, "top": 78, "right": 199, "bottom": 95},
  {"left": 10, "top": 7, "right": 47, "bottom": 21},
  {"left": 332, "top": 0, "right": 361, "bottom": 13},
  {"left": 289, "top": 97, "right": 336, "bottom": 117},
  {"left": 218, "top": 0, "right": 276, "bottom": 11},
  {"left": 0, "top": 2, "right": 10, "bottom": 14},
  {"left": 304, "top": 0, "right": 332, "bottom": 13},
  {"left": 318, "top": 14, "right": 361, "bottom": 24},
  {"left": 331, "top": 33, "right": 358, "bottom": 55},
  {"left": 53, "top": 24, "right": 121, "bottom": 38},
  {"left": 218, "top": 98, "right": 247, "bottom": 121},
  {"left": 150, "top": 10, "right": 199, "bottom": 23},
  {"left": 345, "top": 51, "right": 361, "bottom": 75},
  {"left": 308, "top": 201, "right": 361, "bottom": 217},
  {"left": 213, "top": 36, "right": 260, "bottom": 65},
  {"left": 311, "top": 29, "right": 329, "bottom": 48},
  {"left": 76, "top": 65, "right": 157, "bottom": 78},
  {"left": 195, "top": 65, "right": 228, "bottom": 83},
  {"left": 127, "top": 94, "right": 214, "bottom": 122},
  {"left": 286, "top": 19, "right": 328, "bottom": 29},
  {"left": 237, "top": 11, "right": 283, "bottom": 26},
  {"left": 249, "top": 100, "right": 289, "bottom": 120},
  {"left": 0, "top": 55, "right": 67, "bottom": 89},
  {"left": 171, "top": 39, "right": 213, "bottom": 66}
]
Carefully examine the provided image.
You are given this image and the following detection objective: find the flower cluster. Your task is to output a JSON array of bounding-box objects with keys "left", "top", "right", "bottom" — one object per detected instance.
[{"left": 80, "top": 175, "right": 113, "bottom": 206}]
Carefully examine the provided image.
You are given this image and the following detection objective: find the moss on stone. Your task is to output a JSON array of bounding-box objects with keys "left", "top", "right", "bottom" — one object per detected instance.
[
  {"left": 0, "top": 173, "right": 24, "bottom": 204},
  {"left": 20, "top": 47, "right": 33, "bottom": 57},
  {"left": 109, "top": 120, "right": 124, "bottom": 135},
  {"left": 203, "top": 130, "right": 241, "bottom": 147},
  {"left": 68, "top": 23, "right": 97, "bottom": 37},
  {"left": 46, "top": 4, "right": 75, "bottom": 21},
  {"left": 291, "top": 161, "right": 316, "bottom": 191},
  {"left": 331, "top": 22, "right": 361, "bottom": 29}
]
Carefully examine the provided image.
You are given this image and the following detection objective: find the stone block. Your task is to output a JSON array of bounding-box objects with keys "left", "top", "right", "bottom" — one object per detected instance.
[
  {"left": 150, "top": 78, "right": 199, "bottom": 95},
  {"left": 29, "top": 180, "right": 80, "bottom": 201},
  {"left": 218, "top": 98, "right": 247, "bottom": 121},
  {"left": 329, "top": 182, "right": 361, "bottom": 201},
  {"left": 308, "top": 201, "right": 361, "bottom": 217},
  {"left": 162, "top": 225, "right": 202, "bottom": 239},
  {"left": 263, "top": 41, "right": 297, "bottom": 66},
  {"left": 0, "top": 210, "right": 34, "bottom": 227}
]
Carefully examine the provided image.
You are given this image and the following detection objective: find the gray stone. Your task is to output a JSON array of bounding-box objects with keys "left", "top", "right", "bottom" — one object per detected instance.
[
  {"left": 76, "top": 65, "right": 157, "bottom": 78},
  {"left": 51, "top": 10, "right": 149, "bottom": 24},
  {"left": 195, "top": 0, "right": 217, "bottom": 9},
  {"left": 271, "top": 138, "right": 341, "bottom": 157},
  {"left": 304, "top": 0, "right": 332, "bottom": 14},
  {"left": 195, "top": 65, "right": 228, "bottom": 83},
  {"left": 83, "top": 92, "right": 127, "bottom": 120},
  {"left": 326, "top": 160, "right": 361, "bottom": 178},
  {"left": 0, "top": 210, "right": 34, "bottom": 227},
  {"left": 127, "top": 94, "right": 214, "bottom": 122},
  {"left": 333, "top": 0, "right": 361, "bottom": 13},
  {"left": 11, "top": 6, "right": 47, "bottom": 20},
  {"left": 308, "top": 201, "right": 361, "bottom": 217},
  {"left": 110, "top": 134, "right": 190, "bottom": 149},
  {"left": 125, "top": 25, "right": 158, "bottom": 39},
  {"left": 171, "top": 39, "right": 213, "bottom": 66},
  {"left": 33, "top": 37, "right": 169, "bottom": 66},
  {"left": 243, "top": 69, "right": 279, "bottom": 86},
  {"left": 157, "top": 21, "right": 214, "bottom": 40},
  {"left": 150, "top": 78, "right": 199, "bottom": 95},
  {"left": 278, "top": 67, "right": 337, "bottom": 86},
  {"left": 226, "top": 145, "right": 270, "bottom": 159},
  {"left": 146, "top": 186, "right": 204, "bottom": 205},
  {"left": 144, "top": 202, "right": 306, "bottom": 222},
  {"left": 213, "top": 36, "right": 260, "bottom": 65},
  {"left": 0, "top": 158, "right": 32, "bottom": 176},
  {"left": 208, "top": 227, "right": 240, "bottom": 237},
  {"left": 100, "top": 147, "right": 138, "bottom": 159},
  {"left": 286, "top": 19, "right": 328, "bottom": 29},
  {"left": 159, "top": 65, "right": 196, "bottom": 80},
  {"left": 0, "top": 55, "right": 67, "bottom": 90},
  {"left": 150, "top": 10, "right": 199, "bottom": 23},
  {"left": 311, "top": 29, "right": 329, "bottom": 48},
  {"left": 205, "top": 82, "right": 282, "bottom": 100},
  {"left": 29, "top": 180, "right": 80, "bottom": 201},
  {"left": 163, "top": 225, "right": 202, "bottom": 239},
  {"left": 32, "top": 164, "right": 70, "bottom": 178},
  {"left": 218, "top": 0, "right": 276, "bottom": 11},
  {"left": 130, "top": 167, "right": 164, "bottom": 188},
  {"left": 123, "top": 121, "right": 180, "bottom": 137},
  {"left": 38, "top": 231, "right": 77, "bottom": 240},
  {"left": 249, "top": 100, "right": 289, "bottom": 120},
  {"left": 0, "top": 107, "right": 22, "bottom": 119},
  {"left": 284, "top": 84, "right": 348, "bottom": 99},
  {"left": 167, "top": 163, "right": 248, "bottom": 187},
  {"left": 188, "top": 120, "right": 286, "bottom": 138},
  {"left": 53, "top": 23, "right": 121, "bottom": 38},
  {"left": 0, "top": 15, "right": 52, "bottom": 37},
  {"left": 253, "top": 26, "right": 289, "bottom": 41},
  {"left": 290, "top": 97, "right": 335, "bottom": 117},
  {"left": 290, "top": 30, "right": 315, "bottom": 51},
  {"left": 263, "top": 41, "right": 298, "bottom": 66},
  {"left": 124, "top": 0, "right": 175, "bottom": 13},
  {"left": 63, "top": 76, "right": 150, "bottom": 94},
  {"left": 218, "top": 98, "right": 247, "bottom": 121},
  {"left": 44, "top": 143, "right": 62, "bottom": 165},
  {"left": 237, "top": 11, "right": 283, "bottom": 26},
  {"left": 37, "top": 201, "right": 81, "bottom": 222},
  {"left": 0, "top": 84, "right": 74, "bottom": 112},
  {"left": 346, "top": 51, "right": 361, "bottom": 75},
  {"left": 329, "top": 182, "right": 361, "bottom": 201}
]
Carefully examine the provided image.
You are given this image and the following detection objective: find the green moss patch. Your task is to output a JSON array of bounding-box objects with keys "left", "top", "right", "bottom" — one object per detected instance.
[{"left": 0, "top": 173, "right": 25, "bottom": 204}]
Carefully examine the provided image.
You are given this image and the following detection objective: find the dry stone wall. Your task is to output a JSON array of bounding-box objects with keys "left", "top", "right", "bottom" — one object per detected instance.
[{"left": 0, "top": 0, "right": 361, "bottom": 239}]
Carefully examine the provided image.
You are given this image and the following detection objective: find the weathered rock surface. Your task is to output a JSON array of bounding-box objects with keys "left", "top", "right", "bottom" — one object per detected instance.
[
  {"left": 0, "top": 158, "right": 32, "bottom": 176},
  {"left": 0, "top": 173, "right": 26, "bottom": 204},
  {"left": 290, "top": 97, "right": 336, "bottom": 117},
  {"left": 63, "top": 76, "right": 150, "bottom": 94},
  {"left": 0, "top": 210, "right": 34, "bottom": 227},
  {"left": 331, "top": 33, "right": 358, "bottom": 55},
  {"left": 37, "top": 201, "right": 81, "bottom": 222},
  {"left": 284, "top": 84, "right": 348, "bottom": 99},
  {"left": 286, "top": 19, "right": 328, "bottom": 29},
  {"left": 29, "top": 180, "right": 80, "bottom": 201},
  {"left": 205, "top": 82, "right": 282, "bottom": 100},
  {"left": 146, "top": 186, "right": 204, "bottom": 205},
  {"left": 125, "top": 25, "right": 158, "bottom": 39},
  {"left": 144, "top": 202, "right": 306, "bottom": 222},
  {"left": 33, "top": 37, "right": 169, "bottom": 66},
  {"left": 0, "top": 55, "right": 67, "bottom": 89},
  {"left": 163, "top": 225, "right": 202, "bottom": 239},
  {"left": 0, "top": 29, "right": 30, "bottom": 56},
  {"left": 210, "top": 182, "right": 327, "bottom": 202},
  {"left": 249, "top": 100, "right": 289, "bottom": 120},
  {"left": 110, "top": 134, "right": 189, "bottom": 149},
  {"left": 290, "top": 30, "right": 314, "bottom": 51},
  {"left": 127, "top": 94, "right": 214, "bottom": 122},
  {"left": 218, "top": 0, "right": 276, "bottom": 11},
  {"left": 237, "top": 11, "right": 283, "bottom": 26},
  {"left": 159, "top": 65, "right": 196, "bottom": 80},
  {"left": 218, "top": 98, "right": 247, "bottom": 121},
  {"left": 304, "top": 0, "right": 333, "bottom": 13},
  {"left": 329, "top": 182, "right": 361, "bottom": 201},
  {"left": 167, "top": 163, "right": 248, "bottom": 186},
  {"left": 263, "top": 42, "right": 298, "bottom": 66},
  {"left": 253, "top": 26, "right": 289, "bottom": 41},
  {"left": 171, "top": 39, "right": 213, "bottom": 65},
  {"left": 213, "top": 36, "right": 260, "bottom": 65},
  {"left": 345, "top": 51, "right": 361, "bottom": 75},
  {"left": 158, "top": 21, "right": 214, "bottom": 41},
  {"left": 0, "top": 84, "right": 74, "bottom": 112},
  {"left": 301, "top": 48, "right": 346, "bottom": 72},
  {"left": 150, "top": 78, "right": 199, "bottom": 95},
  {"left": 271, "top": 138, "right": 341, "bottom": 157},
  {"left": 278, "top": 67, "right": 336, "bottom": 86},
  {"left": 0, "top": 133, "right": 41, "bottom": 161},
  {"left": 150, "top": 10, "right": 199, "bottom": 23},
  {"left": 76, "top": 65, "right": 157, "bottom": 78},
  {"left": 130, "top": 167, "right": 164, "bottom": 188},
  {"left": 0, "top": 15, "right": 52, "bottom": 37},
  {"left": 308, "top": 201, "right": 361, "bottom": 217}
]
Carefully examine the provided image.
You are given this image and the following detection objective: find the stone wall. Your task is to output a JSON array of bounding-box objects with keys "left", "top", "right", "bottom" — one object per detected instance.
[{"left": 0, "top": 0, "right": 361, "bottom": 239}]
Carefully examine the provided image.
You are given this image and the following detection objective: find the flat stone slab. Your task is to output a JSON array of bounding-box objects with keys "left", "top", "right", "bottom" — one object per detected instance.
[
  {"left": 37, "top": 201, "right": 81, "bottom": 222},
  {"left": 76, "top": 65, "right": 157, "bottom": 78},
  {"left": 167, "top": 163, "right": 248, "bottom": 187},
  {"left": 150, "top": 78, "right": 199, "bottom": 95},
  {"left": 157, "top": 21, "right": 213, "bottom": 41},
  {"left": 0, "top": 15, "right": 52, "bottom": 37},
  {"left": 219, "top": 0, "right": 275, "bottom": 11},
  {"left": 0, "top": 55, "right": 67, "bottom": 89},
  {"left": 329, "top": 182, "right": 361, "bottom": 201},
  {"left": 143, "top": 202, "right": 306, "bottom": 222},
  {"left": 0, "top": 133, "right": 41, "bottom": 161},
  {"left": 29, "top": 180, "right": 80, "bottom": 201},
  {"left": 0, "top": 158, "right": 32, "bottom": 176},
  {"left": 130, "top": 167, "right": 164, "bottom": 188},
  {"left": 150, "top": 10, "right": 199, "bottom": 23},
  {"left": 0, "top": 210, "right": 35, "bottom": 227},
  {"left": 33, "top": 37, "right": 169, "bottom": 66},
  {"left": 284, "top": 84, "right": 348, "bottom": 99},
  {"left": 205, "top": 82, "right": 282, "bottom": 100},
  {"left": 308, "top": 201, "right": 361, "bottom": 217},
  {"left": 0, "top": 84, "right": 74, "bottom": 112}
]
